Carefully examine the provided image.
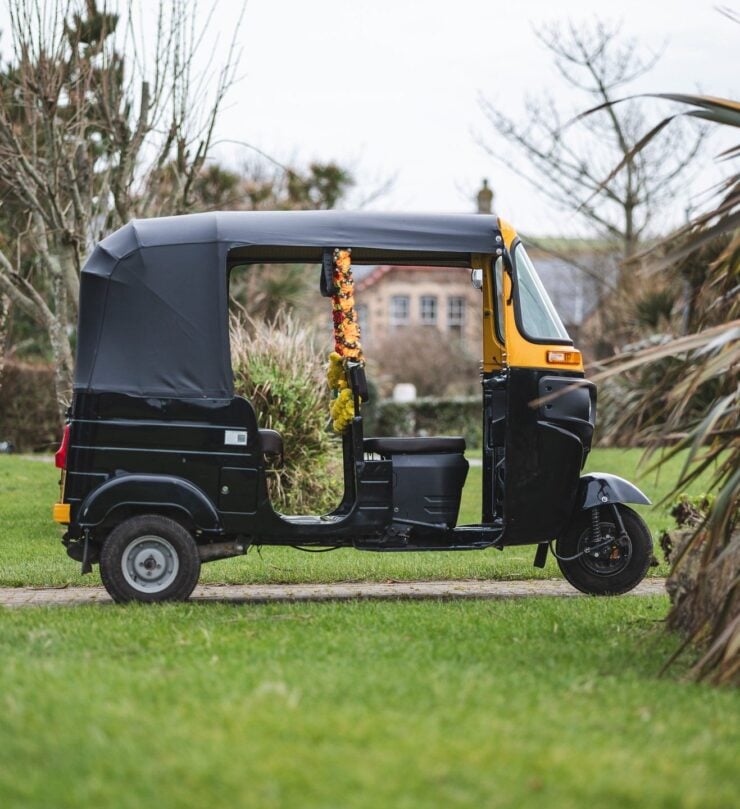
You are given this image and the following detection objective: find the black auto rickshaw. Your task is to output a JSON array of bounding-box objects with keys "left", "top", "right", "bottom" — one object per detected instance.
[{"left": 53, "top": 211, "right": 653, "bottom": 603}]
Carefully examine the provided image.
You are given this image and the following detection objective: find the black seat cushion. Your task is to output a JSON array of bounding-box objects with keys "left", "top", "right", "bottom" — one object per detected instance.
[
  {"left": 364, "top": 436, "right": 466, "bottom": 456},
  {"left": 259, "top": 429, "right": 283, "bottom": 455}
]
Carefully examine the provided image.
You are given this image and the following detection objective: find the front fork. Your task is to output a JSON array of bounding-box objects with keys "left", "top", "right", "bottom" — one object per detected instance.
[
  {"left": 590, "top": 506, "right": 603, "bottom": 545},
  {"left": 584, "top": 504, "right": 631, "bottom": 562}
]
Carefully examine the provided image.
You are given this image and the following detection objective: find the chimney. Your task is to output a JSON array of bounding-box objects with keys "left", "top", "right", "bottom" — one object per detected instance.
[{"left": 476, "top": 179, "right": 494, "bottom": 214}]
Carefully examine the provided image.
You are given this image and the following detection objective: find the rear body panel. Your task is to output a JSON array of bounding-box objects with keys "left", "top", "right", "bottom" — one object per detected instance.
[
  {"left": 63, "top": 392, "right": 394, "bottom": 544},
  {"left": 65, "top": 393, "right": 260, "bottom": 534}
]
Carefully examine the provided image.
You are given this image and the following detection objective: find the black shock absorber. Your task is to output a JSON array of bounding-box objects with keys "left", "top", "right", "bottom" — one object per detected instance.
[{"left": 590, "top": 506, "right": 602, "bottom": 547}]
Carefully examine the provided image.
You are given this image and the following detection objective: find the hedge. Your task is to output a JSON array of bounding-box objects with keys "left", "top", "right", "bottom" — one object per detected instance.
[
  {"left": 372, "top": 396, "right": 481, "bottom": 449},
  {"left": 0, "top": 360, "right": 61, "bottom": 452}
]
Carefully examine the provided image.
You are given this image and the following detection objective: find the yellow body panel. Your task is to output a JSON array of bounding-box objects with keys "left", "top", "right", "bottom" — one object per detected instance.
[
  {"left": 495, "top": 218, "right": 584, "bottom": 373},
  {"left": 52, "top": 503, "right": 70, "bottom": 524},
  {"left": 473, "top": 253, "right": 505, "bottom": 372},
  {"left": 498, "top": 218, "right": 518, "bottom": 253}
]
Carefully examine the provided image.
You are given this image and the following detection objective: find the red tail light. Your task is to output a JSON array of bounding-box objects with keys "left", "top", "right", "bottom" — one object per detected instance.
[{"left": 55, "top": 425, "right": 70, "bottom": 469}]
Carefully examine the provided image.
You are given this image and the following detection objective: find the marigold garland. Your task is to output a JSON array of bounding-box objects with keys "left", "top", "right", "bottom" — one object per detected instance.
[
  {"left": 326, "top": 249, "right": 364, "bottom": 433},
  {"left": 327, "top": 351, "right": 347, "bottom": 392},
  {"left": 331, "top": 248, "right": 363, "bottom": 360},
  {"left": 329, "top": 387, "right": 355, "bottom": 433}
]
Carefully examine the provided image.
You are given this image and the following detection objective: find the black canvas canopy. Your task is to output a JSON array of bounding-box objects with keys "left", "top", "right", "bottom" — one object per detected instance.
[{"left": 74, "top": 210, "right": 500, "bottom": 398}]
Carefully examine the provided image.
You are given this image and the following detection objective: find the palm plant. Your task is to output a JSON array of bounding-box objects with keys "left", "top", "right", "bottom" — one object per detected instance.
[{"left": 585, "top": 94, "right": 739, "bottom": 684}]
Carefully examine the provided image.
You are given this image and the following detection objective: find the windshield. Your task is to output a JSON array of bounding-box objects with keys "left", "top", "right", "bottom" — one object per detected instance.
[{"left": 513, "top": 243, "right": 571, "bottom": 342}]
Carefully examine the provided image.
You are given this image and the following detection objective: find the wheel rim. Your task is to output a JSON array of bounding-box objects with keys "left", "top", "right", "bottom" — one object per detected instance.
[
  {"left": 577, "top": 521, "right": 632, "bottom": 577},
  {"left": 121, "top": 535, "right": 180, "bottom": 593}
]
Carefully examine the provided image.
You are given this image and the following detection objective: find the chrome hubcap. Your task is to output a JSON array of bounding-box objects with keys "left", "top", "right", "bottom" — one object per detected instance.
[{"left": 121, "top": 535, "right": 179, "bottom": 593}]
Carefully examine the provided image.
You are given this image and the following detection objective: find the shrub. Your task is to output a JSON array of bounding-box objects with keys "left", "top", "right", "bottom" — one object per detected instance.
[
  {"left": 371, "top": 328, "right": 479, "bottom": 397},
  {"left": 373, "top": 396, "right": 481, "bottom": 448},
  {"left": 230, "top": 314, "right": 342, "bottom": 514},
  {"left": 659, "top": 494, "right": 715, "bottom": 564},
  {"left": 0, "top": 359, "right": 61, "bottom": 452}
]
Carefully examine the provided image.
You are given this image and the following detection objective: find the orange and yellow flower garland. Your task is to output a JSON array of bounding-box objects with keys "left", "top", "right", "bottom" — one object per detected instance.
[
  {"left": 331, "top": 248, "right": 363, "bottom": 359},
  {"left": 327, "top": 352, "right": 354, "bottom": 433},
  {"left": 327, "top": 248, "right": 364, "bottom": 433}
]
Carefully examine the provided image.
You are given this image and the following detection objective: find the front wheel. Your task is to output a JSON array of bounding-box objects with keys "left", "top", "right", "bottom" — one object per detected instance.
[
  {"left": 555, "top": 505, "right": 653, "bottom": 596},
  {"left": 100, "top": 514, "right": 201, "bottom": 603}
]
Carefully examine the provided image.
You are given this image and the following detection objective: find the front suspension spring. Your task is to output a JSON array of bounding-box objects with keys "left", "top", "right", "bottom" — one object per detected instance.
[{"left": 590, "top": 506, "right": 602, "bottom": 545}]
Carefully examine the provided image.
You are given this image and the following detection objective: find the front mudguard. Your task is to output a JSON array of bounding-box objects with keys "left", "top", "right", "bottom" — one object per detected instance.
[
  {"left": 576, "top": 473, "right": 651, "bottom": 510},
  {"left": 531, "top": 473, "right": 650, "bottom": 570}
]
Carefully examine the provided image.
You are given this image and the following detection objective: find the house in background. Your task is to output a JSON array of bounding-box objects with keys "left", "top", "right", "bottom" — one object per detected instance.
[{"left": 355, "top": 264, "right": 481, "bottom": 358}]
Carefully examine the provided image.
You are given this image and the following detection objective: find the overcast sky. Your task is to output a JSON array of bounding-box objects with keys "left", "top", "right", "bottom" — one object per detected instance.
[
  {"left": 2, "top": 0, "right": 738, "bottom": 235},
  {"left": 208, "top": 0, "right": 738, "bottom": 234}
]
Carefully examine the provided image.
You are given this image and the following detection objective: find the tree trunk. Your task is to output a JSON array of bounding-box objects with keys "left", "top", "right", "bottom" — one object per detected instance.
[
  {"left": 46, "top": 310, "right": 74, "bottom": 418},
  {"left": 0, "top": 294, "right": 9, "bottom": 392}
]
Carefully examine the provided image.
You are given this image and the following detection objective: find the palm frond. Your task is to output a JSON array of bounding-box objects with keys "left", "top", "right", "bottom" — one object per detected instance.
[{"left": 581, "top": 90, "right": 739, "bottom": 684}]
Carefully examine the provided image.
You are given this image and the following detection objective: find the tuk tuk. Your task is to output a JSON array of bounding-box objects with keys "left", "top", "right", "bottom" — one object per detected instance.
[{"left": 52, "top": 211, "right": 653, "bottom": 603}]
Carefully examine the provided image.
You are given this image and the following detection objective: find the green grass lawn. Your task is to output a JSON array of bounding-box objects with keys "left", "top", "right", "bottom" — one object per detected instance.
[
  {"left": 1, "top": 455, "right": 735, "bottom": 808},
  {"left": 0, "top": 597, "right": 737, "bottom": 808},
  {"left": 0, "top": 449, "right": 713, "bottom": 587}
]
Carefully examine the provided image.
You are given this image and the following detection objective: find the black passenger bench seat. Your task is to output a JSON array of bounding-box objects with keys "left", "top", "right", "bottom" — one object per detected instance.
[
  {"left": 363, "top": 436, "right": 468, "bottom": 527},
  {"left": 364, "top": 436, "right": 465, "bottom": 457}
]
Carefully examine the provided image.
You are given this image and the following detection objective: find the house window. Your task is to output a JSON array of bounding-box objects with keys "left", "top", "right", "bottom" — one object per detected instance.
[
  {"left": 389, "top": 295, "right": 410, "bottom": 327},
  {"left": 356, "top": 303, "right": 369, "bottom": 341},
  {"left": 447, "top": 296, "right": 465, "bottom": 335},
  {"left": 420, "top": 295, "right": 438, "bottom": 325}
]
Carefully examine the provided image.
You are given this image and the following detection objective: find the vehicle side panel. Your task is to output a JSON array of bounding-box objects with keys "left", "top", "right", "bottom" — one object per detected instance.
[
  {"left": 65, "top": 393, "right": 261, "bottom": 536},
  {"left": 64, "top": 393, "right": 394, "bottom": 543}
]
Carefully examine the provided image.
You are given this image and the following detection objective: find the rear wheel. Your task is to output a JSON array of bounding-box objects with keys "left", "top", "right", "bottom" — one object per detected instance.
[
  {"left": 555, "top": 505, "right": 652, "bottom": 596},
  {"left": 99, "top": 515, "right": 201, "bottom": 603}
]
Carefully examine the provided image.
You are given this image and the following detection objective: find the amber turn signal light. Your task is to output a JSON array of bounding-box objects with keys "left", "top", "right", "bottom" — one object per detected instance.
[{"left": 546, "top": 349, "right": 582, "bottom": 365}]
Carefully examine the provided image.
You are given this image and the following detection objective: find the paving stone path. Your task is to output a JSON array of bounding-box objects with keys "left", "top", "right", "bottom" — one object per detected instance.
[{"left": 0, "top": 578, "right": 666, "bottom": 607}]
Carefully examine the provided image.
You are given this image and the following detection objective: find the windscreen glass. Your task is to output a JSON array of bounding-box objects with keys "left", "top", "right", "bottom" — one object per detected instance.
[{"left": 514, "top": 244, "right": 570, "bottom": 342}]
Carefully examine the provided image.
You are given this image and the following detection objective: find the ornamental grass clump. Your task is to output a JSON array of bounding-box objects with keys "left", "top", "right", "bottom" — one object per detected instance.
[{"left": 230, "top": 313, "right": 342, "bottom": 515}]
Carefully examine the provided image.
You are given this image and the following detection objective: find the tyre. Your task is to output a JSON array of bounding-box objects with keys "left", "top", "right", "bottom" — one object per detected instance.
[
  {"left": 99, "top": 514, "right": 201, "bottom": 603},
  {"left": 555, "top": 505, "right": 653, "bottom": 596}
]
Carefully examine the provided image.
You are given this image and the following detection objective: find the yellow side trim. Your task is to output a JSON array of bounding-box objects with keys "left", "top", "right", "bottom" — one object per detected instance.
[
  {"left": 497, "top": 217, "right": 518, "bottom": 251},
  {"left": 53, "top": 503, "right": 70, "bottom": 524},
  {"left": 496, "top": 217, "right": 585, "bottom": 373},
  {"left": 473, "top": 253, "right": 504, "bottom": 372}
]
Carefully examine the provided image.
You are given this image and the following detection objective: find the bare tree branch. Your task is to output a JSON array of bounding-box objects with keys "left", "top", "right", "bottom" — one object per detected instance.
[
  {"left": 0, "top": 0, "right": 245, "bottom": 407},
  {"left": 479, "top": 19, "right": 704, "bottom": 262}
]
